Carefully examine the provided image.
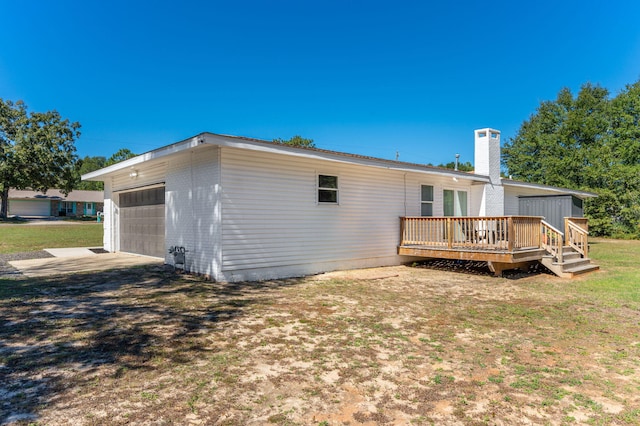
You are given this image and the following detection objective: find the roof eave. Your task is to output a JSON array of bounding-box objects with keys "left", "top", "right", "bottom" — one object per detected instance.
[
  {"left": 501, "top": 179, "right": 598, "bottom": 198},
  {"left": 82, "top": 131, "right": 490, "bottom": 184}
]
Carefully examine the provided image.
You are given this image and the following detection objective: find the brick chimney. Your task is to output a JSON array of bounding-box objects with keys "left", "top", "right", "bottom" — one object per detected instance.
[{"left": 474, "top": 128, "right": 504, "bottom": 216}]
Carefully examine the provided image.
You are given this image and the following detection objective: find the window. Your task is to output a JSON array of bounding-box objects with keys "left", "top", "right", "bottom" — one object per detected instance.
[
  {"left": 59, "top": 201, "right": 75, "bottom": 214},
  {"left": 318, "top": 174, "right": 338, "bottom": 203},
  {"left": 443, "top": 189, "right": 467, "bottom": 217},
  {"left": 420, "top": 185, "right": 433, "bottom": 216},
  {"left": 119, "top": 187, "right": 165, "bottom": 207}
]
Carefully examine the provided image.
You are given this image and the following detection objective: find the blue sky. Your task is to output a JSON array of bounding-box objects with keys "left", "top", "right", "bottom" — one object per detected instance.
[{"left": 1, "top": 1, "right": 639, "bottom": 166}]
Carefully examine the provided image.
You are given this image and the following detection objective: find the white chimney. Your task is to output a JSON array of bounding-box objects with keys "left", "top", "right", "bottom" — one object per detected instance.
[
  {"left": 473, "top": 128, "right": 504, "bottom": 216},
  {"left": 474, "top": 128, "right": 501, "bottom": 184}
]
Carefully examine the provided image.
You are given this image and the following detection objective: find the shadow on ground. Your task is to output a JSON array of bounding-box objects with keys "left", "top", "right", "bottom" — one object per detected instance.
[
  {"left": 411, "top": 258, "right": 554, "bottom": 279},
  {"left": 0, "top": 266, "right": 302, "bottom": 424}
]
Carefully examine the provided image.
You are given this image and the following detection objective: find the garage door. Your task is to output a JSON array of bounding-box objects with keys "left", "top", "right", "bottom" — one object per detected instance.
[
  {"left": 9, "top": 200, "right": 51, "bottom": 217},
  {"left": 119, "top": 187, "right": 165, "bottom": 257}
]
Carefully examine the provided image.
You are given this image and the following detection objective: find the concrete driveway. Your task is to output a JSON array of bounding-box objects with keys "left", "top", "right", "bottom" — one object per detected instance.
[{"left": 9, "top": 248, "right": 164, "bottom": 277}]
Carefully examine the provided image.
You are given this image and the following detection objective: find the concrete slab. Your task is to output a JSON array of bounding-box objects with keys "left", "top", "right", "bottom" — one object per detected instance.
[
  {"left": 44, "top": 247, "right": 98, "bottom": 257},
  {"left": 9, "top": 253, "right": 164, "bottom": 277}
]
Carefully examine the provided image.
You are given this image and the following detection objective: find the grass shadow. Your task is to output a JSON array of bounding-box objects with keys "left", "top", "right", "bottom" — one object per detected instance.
[{"left": 0, "top": 265, "right": 303, "bottom": 423}]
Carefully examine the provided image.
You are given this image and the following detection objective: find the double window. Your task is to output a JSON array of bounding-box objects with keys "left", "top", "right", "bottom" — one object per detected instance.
[{"left": 318, "top": 174, "right": 339, "bottom": 203}]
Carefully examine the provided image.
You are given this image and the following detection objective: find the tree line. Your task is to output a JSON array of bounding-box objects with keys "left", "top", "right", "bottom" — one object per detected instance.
[
  {"left": 502, "top": 81, "right": 640, "bottom": 237},
  {"left": 3, "top": 85, "right": 640, "bottom": 237}
]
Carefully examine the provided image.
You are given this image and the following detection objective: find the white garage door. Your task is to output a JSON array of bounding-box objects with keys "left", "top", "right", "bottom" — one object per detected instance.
[
  {"left": 9, "top": 200, "right": 51, "bottom": 217},
  {"left": 118, "top": 187, "right": 165, "bottom": 258}
]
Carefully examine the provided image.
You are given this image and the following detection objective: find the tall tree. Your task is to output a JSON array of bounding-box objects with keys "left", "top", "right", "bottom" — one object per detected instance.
[
  {"left": 76, "top": 155, "right": 107, "bottom": 190},
  {"left": 273, "top": 135, "right": 315, "bottom": 148},
  {"left": 0, "top": 99, "right": 81, "bottom": 219},
  {"left": 502, "top": 82, "right": 640, "bottom": 237},
  {"left": 106, "top": 148, "right": 136, "bottom": 165},
  {"left": 76, "top": 148, "right": 137, "bottom": 191}
]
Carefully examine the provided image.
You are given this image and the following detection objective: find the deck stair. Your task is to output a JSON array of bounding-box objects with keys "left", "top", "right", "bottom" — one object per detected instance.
[{"left": 540, "top": 245, "right": 599, "bottom": 278}]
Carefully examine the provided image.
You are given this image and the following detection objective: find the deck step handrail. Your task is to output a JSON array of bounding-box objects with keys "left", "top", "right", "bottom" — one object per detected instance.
[
  {"left": 565, "top": 218, "right": 589, "bottom": 258},
  {"left": 540, "top": 220, "right": 564, "bottom": 263}
]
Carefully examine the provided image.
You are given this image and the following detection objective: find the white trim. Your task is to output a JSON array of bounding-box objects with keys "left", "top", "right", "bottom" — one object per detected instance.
[
  {"left": 420, "top": 183, "right": 434, "bottom": 217},
  {"left": 112, "top": 182, "right": 166, "bottom": 194},
  {"left": 316, "top": 172, "right": 340, "bottom": 205},
  {"left": 443, "top": 187, "right": 469, "bottom": 217}
]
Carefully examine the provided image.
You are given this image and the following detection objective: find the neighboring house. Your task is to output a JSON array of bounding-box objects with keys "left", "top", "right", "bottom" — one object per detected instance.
[
  {"left": 82, "top": 128, "right": 597, "bottom": 281},
  {"left": 7, "top": 189, "right": 104, "bottom": 218}
]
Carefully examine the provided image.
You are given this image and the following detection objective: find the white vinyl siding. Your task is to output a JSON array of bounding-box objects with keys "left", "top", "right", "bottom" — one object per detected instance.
[
  {"left": 219, "top": 147, "right": 408, "bottom": 281},
  {"left": 165, "top": 147, "right": 220, "bottom": 277},
  {"left": 112, "top": 162, "right": 167, "bottom": 192}
]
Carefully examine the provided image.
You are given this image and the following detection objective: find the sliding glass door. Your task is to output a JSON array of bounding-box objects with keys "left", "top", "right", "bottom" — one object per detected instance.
[{"left": 443, "top": 189, "right": 467, "bottom": 217}]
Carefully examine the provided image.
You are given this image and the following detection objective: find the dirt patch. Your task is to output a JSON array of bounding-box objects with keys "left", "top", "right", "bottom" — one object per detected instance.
[{"left": 1, "top": 265, "right": 638, "bottom": 425}]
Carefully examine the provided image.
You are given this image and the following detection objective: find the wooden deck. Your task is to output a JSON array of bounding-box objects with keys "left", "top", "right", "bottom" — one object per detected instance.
[{"left": 398, "top": 216, "right": 597, "bottom": 277}]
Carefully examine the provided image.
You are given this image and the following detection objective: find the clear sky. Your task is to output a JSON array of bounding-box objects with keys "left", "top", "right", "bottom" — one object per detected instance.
[{"left": 1, "top": 1, "right": 639, "bottom": 166}]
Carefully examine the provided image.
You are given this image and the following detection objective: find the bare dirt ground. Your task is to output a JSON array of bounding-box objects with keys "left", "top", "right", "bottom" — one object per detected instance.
[{"left": 1, "top": 262, "right": 639, "bottom": 425}]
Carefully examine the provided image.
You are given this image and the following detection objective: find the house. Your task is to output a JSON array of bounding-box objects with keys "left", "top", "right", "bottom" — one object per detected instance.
[
  {"left": 6, "top": 189, "right": 104, "bottom": 218},
  {"left": 82, "top": 128, "right": 598, "bottom": 281}
]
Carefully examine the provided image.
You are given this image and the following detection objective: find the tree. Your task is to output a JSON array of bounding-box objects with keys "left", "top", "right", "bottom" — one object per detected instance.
[
  {"left": 438, "top": 160, "right": 474, "bottom": 172},
  {"left": 502, "top": 81, "right": 640, "bottom": 237},
  {"left": 0, "top": 99, "right": 81, "bottom": 219},
  {"left": 75, "top": 149, "right": 137, "bottom": 191},
  {"left": 76, "top": 155, "right": 107, "bottom": 190},
  {"left": 106, "top": 148, "right": 136, "bottom": 165},
  {"left": 273, "top": 135, "right": 315, "bottom": 148}
]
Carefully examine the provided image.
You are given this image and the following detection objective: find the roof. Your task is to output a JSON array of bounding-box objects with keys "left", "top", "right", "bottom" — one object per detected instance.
[
  {"left": 8, "top": 189, "right": 104, "bottom": 203},
  {"left": 501, "top": 179, "right": 597, "bottom": 199},
  {"left": 82, "top": 132, "right": 491, "bottom": 183},
  {"left": 82, "top": 132, "right": 599, "bottom": 200}
]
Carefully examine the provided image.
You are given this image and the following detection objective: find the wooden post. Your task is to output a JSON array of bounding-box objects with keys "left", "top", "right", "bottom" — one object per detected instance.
[
  {"left": 447, "top": 218, "right": 453, "bottom": 249},
  {"left": 507, "top": 217, "right": 515, "bottom": 251}
]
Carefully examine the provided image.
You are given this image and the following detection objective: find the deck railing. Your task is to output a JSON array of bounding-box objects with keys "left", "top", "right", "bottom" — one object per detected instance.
[
  {"left": 400, "top": 216, "right": 543, "bottom": 251},
  {"left": 540, "top": 220, "right": 564, "bottom": 263},
  {"left": 565, "top": 218, "right": 589, "bottom": 258}
]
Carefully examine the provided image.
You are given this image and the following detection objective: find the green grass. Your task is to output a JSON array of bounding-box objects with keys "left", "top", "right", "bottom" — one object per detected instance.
[
  {"left": 0, "top": 223, "right": 103, "bottom": 253},
  {"left": 569, "top": 239, "right": 640, "bottom": 304}
]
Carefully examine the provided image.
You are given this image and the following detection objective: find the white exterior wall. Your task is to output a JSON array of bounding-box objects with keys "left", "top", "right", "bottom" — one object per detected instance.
[
  {"left": 165, "top": 147, "right": 221, "bottom": 276},
  {"left": 103, "top": 180, "right": 114, "bottom": 251},
  {"left": 215, "top": 147, "right": 476, "bottom": 281},
  {"left": 404, "top": 174, "right": 475, "bottom": 217}
]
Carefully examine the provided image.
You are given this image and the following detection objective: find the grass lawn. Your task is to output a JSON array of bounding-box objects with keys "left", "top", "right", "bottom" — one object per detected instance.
[
  {"left": 0, "top": 223, "right": 103, "bottom": 253},
  {"left": 0, "top": 239, "right": 639, "bottom": 424}
]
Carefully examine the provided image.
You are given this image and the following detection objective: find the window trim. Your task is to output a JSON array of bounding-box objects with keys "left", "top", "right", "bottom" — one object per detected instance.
[
  {"left": 317, "top": 173, "right": 339, "bottom": 205},
  {"left": 443, "top": 188, "right": 468, "bottom": 217},
  {"left": 420, "top": 184, "right": 434, "bottom": 217}
]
